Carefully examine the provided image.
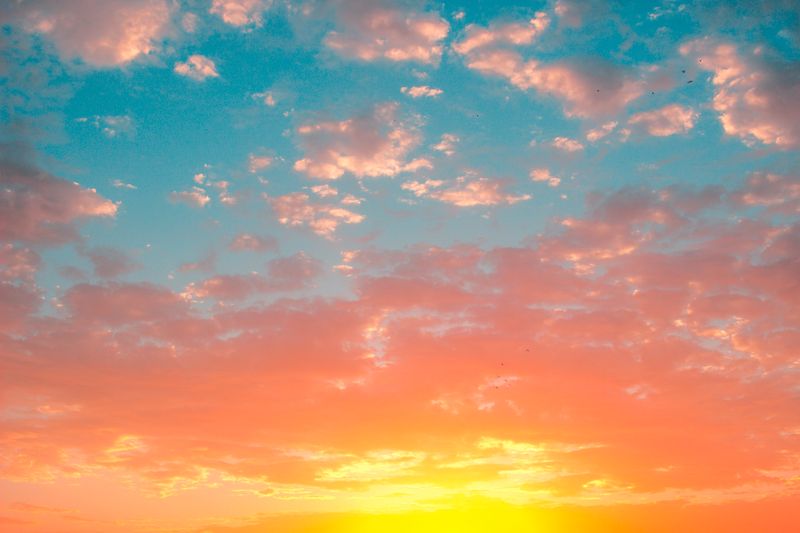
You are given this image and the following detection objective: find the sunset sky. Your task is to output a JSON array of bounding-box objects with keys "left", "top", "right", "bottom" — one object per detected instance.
[{"left": 1, "top": 0, "right": 800, "bottom": 531}]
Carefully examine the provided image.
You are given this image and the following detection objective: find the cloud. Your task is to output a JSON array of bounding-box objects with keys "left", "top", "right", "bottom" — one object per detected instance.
[
  {"left": 3, "top": 177, "right": 800, "bottom": 517},
  {"left": 402, "top": 175, "right": 531, "bottom": 207},
  {"left": 551, "top": 136, "right": 584, "bottom": 152},
  {"left": 183, "top": 253, "right": 322, "bottom": 302},
  {"left": 0, "top": 159, "right": 117, "bottom": 244},
  {"left": 681, "top": 39, "right": 800, "bottom": 148},
  {"left": 324, "top": 2, "right": 449, "bottom": 64},
  {"left": 80, "top": 246, "right": 140, "bottom": 279},
  {"left": 169, "top": 187, "right": 211, "bottom": 208},
  {"left": 229, "top": 233, "right": 278, "bottom": 252},
  {"left": 76, "top": 115, "right": 135, "bottom": 138},
  {"left": 111, "top": 179, "right": 137, "bottom": 190},
  {"left": 628, "top": 104, "right": 698, "bottom": 137},
  {"left": 63, "top": 282, "right": 189, "bottom": 325},
  {"left": 433, "top": 133, "right": 459, "bottom": 156},
  {"left": 0, "top": 244, "right": 40, "bottom": 283},
  {"left": 248, "top": 154, "right": 273, "bottom": 173},
  {"left": 268, "top": 192, "right": 364, "bottom": 236},
  {"left": 293, "top": 103, "right": 425, "bottom": 180},
  {"left": 453, "top": 16, "right": 646, "bottom": 119},
  {"left": 586, "top": 121, "right": 618, "bottom": 142},
  {"left": 0, "top": 0, "right": 172, "bottom": 67},
  {"left": 530, "top": 168, "right": 561, "bottom": 187},
  {"left": 452, "top": 11, "right": 550, "bottom": 55},
  {"left": 174, "top": 55, "right": 220, "bottom": 81},
  {"left": 210, "top": 0, "right": 271, "bottom": 27},
  {"left": 732, "top": 172, "right": 800, "bottom": 213},
  {"left": 400, "top": 85, "right": 443, "bottom": 98}
]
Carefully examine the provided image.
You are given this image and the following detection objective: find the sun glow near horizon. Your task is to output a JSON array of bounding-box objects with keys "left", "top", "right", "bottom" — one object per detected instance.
[{"left": 1, "top": 0, "right": 800, "bottom": 531}]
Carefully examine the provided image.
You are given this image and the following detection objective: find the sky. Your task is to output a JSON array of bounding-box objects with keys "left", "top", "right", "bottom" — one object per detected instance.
[{"left": 1, "top": 0, "right": 799, "bottom": 531}]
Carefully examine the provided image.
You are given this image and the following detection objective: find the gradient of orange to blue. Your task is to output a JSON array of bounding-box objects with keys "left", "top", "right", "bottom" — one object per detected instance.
[{"left": 1, "top": 0, "right": 800, "bottom": 531}]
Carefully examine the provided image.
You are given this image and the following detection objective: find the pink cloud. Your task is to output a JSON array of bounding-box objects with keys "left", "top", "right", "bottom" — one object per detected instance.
[
  {"left": 229, "top": 233, "right": 278, "bottom": 253},
  {"left": 459, "top": 48, "right": 645, "bottom": 118},
  {"left": 433, "top": 133, "right": 459, "bottom": 156},
  {"left": 530, "top": 168, "right": 561, "bottom": 187},
  {"left": 732, "top": 172, "right": 800, "bottom": 214},
  {"left": 551, "top": 136, "right": 585, "bottom": 152},
  {"left": 63, "top": 282, "right": 189, "bottom": 325},
  {"left": 174, "top": 55, "right": 220, "bottom": 81},
  {"left": 293, "top": 103, "right": 424, "bottom": 180},
  {"left": 402, "top": 175, "right": 531, "bottom": 207},
  {"left": 628, "top": 104, "right": 698, "bottom": 137},
  {"left": 2, "top": 177, "right": 800, "bottom": 516},
  {"left": 0, "top": 245, "right": 40, "bottom": 283},
  {"left": 1, "top": 0, "right": 172, "bottom": 67},
  {"left": 452, "top": 11, "right": 550, "bottom": 55},
  {"left": 681, "top": 39, "right": 800, "bottom": 148},
  {"left": 183, "top": 255, "right": 320, "bottom": 302},
  {"left": 210, "top": 0, "right": 270, "bottom": 27},
  {"left": 248, "top": 154, "right": 273, "bottom": 173},
  {"left": 80, "top": 246, "right": 140, "bottom": 279},
  {"left": 267, "top": 192, "right": 364, "bottom": 236},
  {"left": 324, "top": 2, "right": 449, "bottom": 64},
  {"left": 0, "top": 161, "right": 117, "bottom": 244},
  {"left": 169, "top": 187, "right": 211, "bottom": 208},
  {"left": 586, "top": 121, "right": 618, "bottom": 142}
]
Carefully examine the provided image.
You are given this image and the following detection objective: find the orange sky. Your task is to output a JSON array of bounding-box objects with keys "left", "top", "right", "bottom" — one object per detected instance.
[{"left": 2, "top": 0, "right": 800, "bottom": 531}]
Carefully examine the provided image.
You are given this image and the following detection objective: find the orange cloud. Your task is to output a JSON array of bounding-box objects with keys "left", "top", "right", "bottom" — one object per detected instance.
[
  {"left": 628, "top": 104, "right": 698, "bottom": 137},
  {"left": 325, "top": 2, "right": 449, "bottom": 65},
  {"left": 2, "top": 0, "right": 172, "bottom": 67},
  {"left": 681, "top": 39, "right": 800, "bottom": 148},
  {"left": 293, "top": 103, "right": 424, "bottom": 180}
]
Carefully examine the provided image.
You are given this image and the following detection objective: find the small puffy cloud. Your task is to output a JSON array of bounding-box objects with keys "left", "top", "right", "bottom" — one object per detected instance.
[
  {"left": 174, "top": 55, "right": 219, "bottom": 81},
  {"left": 453, "top": 11, "right": 550, "bottom": 55},
  {"left": 530, "top": 168, "right": 561, "bottom": 187},
  {"left": 403, "top": 175, "right": 530, "bottom": 207},
  {"left": 169, "top": 187, "right": 210, "bottom": 208},
  {"left": 293, "top": 103, "right": 423, "bottom": 180},
  {"left": 681, "top": 39, "right": 800, "bottom": 148},
  {"left": 433, "top": 133, "right": 459, "bottom": 156},
  {"left": 77, "top": 115, "right": 135, "bottom": 138},
  {"left": 586, "top": 121, "right": 618, "bottom": 142},
  {"left": 0, "top": 160, "right": 117, "bottom": 244},
  {"left": 551, "top": 136, "right": 584, "bottom": 152},
  {"left": 628, "top": 104, "right": 698, "bottom": 137},
  {"left": 252, "top": 90, "right": 276, "bottom": 106},
  {"left": 325, "top": 3, "right": 449, "bottom": 65},
  {"left": 248, "top": 154, "right": 273, "bottom": 173},
  {"left": 111, "top": 179, "right": 137, "bottom": 190},
  {"left": 229, "top": 233, "right": 278, "bottom": 252},
  {"left": 1, "top": 0, "right": 172, "bottom": 67},
  {"left": 401, "top": 85, "right": 443, "bottom": 98},
  {"left": 310, "top": 184, "right": 338, "bottom": 198},
  {"left": 268, "top": 192, "right": 364, "bottom": 237},
  {"left": 210, "top": 0, "right": 271, "bottom": 27}
]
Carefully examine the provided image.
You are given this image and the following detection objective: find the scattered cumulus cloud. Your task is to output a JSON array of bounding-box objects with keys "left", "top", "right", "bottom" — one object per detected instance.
[
  {"left": 401, "top": 85, "right": 443, "bottom": 98},
  {"left": 324, "top": 3, "right": 449, "bottom": 64},
  {"left": 293, "top": 103, "right": 426, "bottom": 180},
  {"left": 174, "top": 55, "right": 220, "bottom": 81},
  {"left": 628, "top": 104, "right": 698, "bottom": 137}
]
